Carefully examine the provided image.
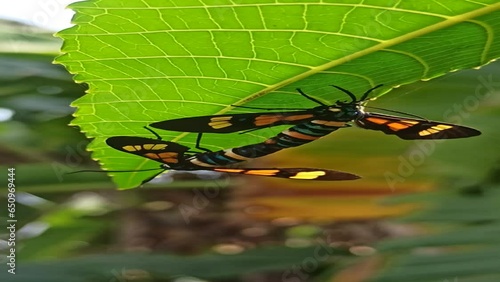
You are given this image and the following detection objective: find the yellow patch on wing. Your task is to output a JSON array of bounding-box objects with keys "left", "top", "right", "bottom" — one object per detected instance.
[
  {"left": 143, "top": 143, "right": 168, "bottom": 150},
  {"left": 434, "top": 124, "right": 453, "bottom": 130},
  {"left": 123, "top": 145, "right": 144, "bottom": 152},
  {"left": 419, "top": 129, "right": 439, "bottom": 136},
  {"left": 143, "top": 144, "right": 154, "bottom": 150},
  {"left": 123, "top": 145, "right": 136, "bottom": 152},
  {"left": 289, "top": 171, "right": 326, "bottom": 180},
  {"left": 418, "top": 124, "right": 452, "bottom": 136},
  {"left": 211, "top": 116, "right": 232, "bottom": 121},
  {"left": 154, "top": 144, "right": 168, "bottom": 150},
  {"left": 403, "top": 120, "right": 419, "bottom": 125},
  {"left": 209, "top": 116, "right": 232, "bottom": 129}
]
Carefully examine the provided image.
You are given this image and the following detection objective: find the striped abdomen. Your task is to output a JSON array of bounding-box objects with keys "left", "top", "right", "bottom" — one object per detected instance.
[
  {"left": 188, "top": 142, "right": 283, "bottom": 168},
  {"left": 187, "top": 120, "right": 346, "bottom": 168},
  {"left": 269, "top": 120, "right": 346, "bottom": 148}
]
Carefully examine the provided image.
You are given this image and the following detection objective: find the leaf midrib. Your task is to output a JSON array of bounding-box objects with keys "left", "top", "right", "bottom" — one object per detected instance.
[{"left": 170, "top": 3, "right": 500, "bottom": 144}]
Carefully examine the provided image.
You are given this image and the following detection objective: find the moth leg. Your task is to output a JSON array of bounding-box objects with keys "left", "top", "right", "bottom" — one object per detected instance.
[
  {"left": 195, "top": 133, "right": 212, "bottom": 152},
  {"left": 143, "top": 126, "right": 162, "bottom": 140}
]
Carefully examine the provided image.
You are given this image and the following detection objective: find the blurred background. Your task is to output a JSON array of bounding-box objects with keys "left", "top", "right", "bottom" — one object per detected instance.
[{"left": 1, "top": 3, "right": 500, "bottom": 282}]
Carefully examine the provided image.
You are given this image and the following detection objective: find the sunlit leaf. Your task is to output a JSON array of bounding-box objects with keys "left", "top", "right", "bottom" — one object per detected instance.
[{"left": 56, "top": 1, "right": 500, "bottom": 188}]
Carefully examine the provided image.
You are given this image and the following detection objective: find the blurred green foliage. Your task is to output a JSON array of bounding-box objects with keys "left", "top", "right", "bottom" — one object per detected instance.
[{"left": 1, "top": 1, "right": 500, "bottom": 281}]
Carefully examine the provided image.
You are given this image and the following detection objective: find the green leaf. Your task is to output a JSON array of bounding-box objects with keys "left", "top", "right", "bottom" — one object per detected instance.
[
  {"left": 0, "top": 245, "right": 350, "bottom": 282},
  {"left": 55, "top": 1, "right": 500, "bottom": 188},
  {"left": 371, "top": 247, "right": 500, "bottom": 282},
  {"left": 371, "top": 171, "right": 500, "bottom": 282}
]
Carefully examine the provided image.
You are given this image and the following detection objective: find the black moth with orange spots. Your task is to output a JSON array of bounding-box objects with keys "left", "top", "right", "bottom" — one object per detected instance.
[
  {"left": 105, "top": 136, "right": 360, "bottom": 183},
  {"left": 150, "top": 85, "right": 481, "bottom": 143}
]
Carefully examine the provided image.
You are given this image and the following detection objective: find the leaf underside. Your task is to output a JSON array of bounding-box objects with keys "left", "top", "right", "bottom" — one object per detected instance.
[{"left": 56, "top": 0, "right": 500, "bottom": 188}]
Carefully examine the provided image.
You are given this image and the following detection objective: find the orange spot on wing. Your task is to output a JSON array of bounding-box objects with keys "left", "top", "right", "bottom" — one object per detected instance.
[
  {"left": 255, "top": 115, "right": 283, "bottom": 126},
  {"left": 366, "top": 117, "right": 389, "bottom": 124},
  {"left": 388, "top": 122, "right": 410, "bottom": 131},
  {"left": 214, "top": 168, "right": 245, "bottom": 173},
  {"left": 283, "top": 114, "right": 314, "bottom": 121},
  {"left": 144, "top": 153, "right": 161, "bottom": 159},
  {"left": 158, "top": 152, "right": 179, "bottom": 163},
  {"left": 244, "top": 170, "right": 280, "bottom": 176}
]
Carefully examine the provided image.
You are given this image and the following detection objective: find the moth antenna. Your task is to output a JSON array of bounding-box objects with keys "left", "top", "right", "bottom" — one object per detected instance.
[
  {"left": 296, "top": 88, "right": 327, "bottom": 106},
  {"left": 360, "top": 84, "right": 384, "bottom": 101},
  {"left": 330, "top": 85, "right": 357, "bottom": 103}
]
